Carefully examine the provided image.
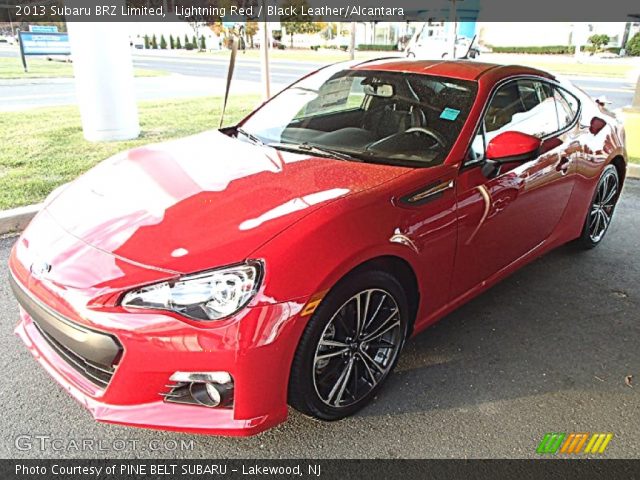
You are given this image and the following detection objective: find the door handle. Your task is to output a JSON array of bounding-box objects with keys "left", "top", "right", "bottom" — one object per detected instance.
[{"left": 556, "top": 156, "right": 571, "bottom": 174}]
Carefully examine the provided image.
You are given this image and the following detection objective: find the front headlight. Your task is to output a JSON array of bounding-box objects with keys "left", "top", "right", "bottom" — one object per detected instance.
[{"left": 121, "top": 262, "right": 262, "bottom": 321}]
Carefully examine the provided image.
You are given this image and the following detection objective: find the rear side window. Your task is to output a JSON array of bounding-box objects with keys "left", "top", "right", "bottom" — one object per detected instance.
[
  {"left": 484, "top": 79, "right": 558, "bottom": 138},
  {"left": 466, "top": 79, "right": 580, "bottom": 166},
  {"left": 554, "top": 87, "right": 580, "bottom": 130}
]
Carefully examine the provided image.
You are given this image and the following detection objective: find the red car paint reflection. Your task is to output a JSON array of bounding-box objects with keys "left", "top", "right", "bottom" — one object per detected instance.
[{"left": 9, "top": 60, "right": 626, "bottom": 435}]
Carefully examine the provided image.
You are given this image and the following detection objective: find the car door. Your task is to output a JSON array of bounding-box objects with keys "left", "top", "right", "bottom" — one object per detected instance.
[{"left": 451, "top": 78, "right": 581, "bottom": 298}]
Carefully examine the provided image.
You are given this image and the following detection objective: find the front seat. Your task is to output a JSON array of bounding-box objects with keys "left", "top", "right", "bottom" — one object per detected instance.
[{"left": 363, "top": 102, "right": 427, "bottom": 138}]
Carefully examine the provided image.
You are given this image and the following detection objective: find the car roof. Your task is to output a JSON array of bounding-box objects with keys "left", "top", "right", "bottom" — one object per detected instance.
[{"left": 351, "top": 58, "right": 555, "bottom": 84}]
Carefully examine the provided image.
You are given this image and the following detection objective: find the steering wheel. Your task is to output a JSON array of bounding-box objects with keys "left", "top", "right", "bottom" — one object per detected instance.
[{"left": 404, "top": 127, "right": 447, "bottom": 148}]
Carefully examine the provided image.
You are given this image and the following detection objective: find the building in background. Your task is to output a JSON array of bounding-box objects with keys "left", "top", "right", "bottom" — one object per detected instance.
[{"left": 477, "top": 22, "right": 640, "bottom": 48}]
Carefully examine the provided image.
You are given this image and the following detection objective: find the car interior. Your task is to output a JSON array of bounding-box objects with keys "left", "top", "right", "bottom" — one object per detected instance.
[{"left": 274, "top": 72, "right": 477, "bottom": 165}]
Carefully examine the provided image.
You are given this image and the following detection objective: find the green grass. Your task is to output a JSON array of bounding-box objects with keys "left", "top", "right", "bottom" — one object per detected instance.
[
  {"left": 0, "top": 95, "right": 261, "bottom": 210},
  {"left": 0, "top": 57, "right": 164, "bottom": 79}
]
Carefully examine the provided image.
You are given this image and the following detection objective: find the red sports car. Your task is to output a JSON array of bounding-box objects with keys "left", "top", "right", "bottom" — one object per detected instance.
[{"left": 9, "top": 60, "right": 627, "bottom": 436}]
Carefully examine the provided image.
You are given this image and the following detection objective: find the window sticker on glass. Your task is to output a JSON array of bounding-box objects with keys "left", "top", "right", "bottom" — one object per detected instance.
[
  {"left": 316, "top": 77, "right": 354, "bottom": 109},
  {"left": 440, "top": 107, "right": 460, "bottom": 121}
]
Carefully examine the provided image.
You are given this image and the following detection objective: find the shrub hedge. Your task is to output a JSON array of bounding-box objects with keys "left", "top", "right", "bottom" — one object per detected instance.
[
  {"left": 488, "top": 45, "right": 572, "bottom": 54},
  {"left": 488, "top": 45, "right": 623, "bottom": 55},
  {"left": 626, "top": 32, "right": 640, "bottom": 56},
  {"left": 357, "top": 44, "right": 398, "bottom": 51}
]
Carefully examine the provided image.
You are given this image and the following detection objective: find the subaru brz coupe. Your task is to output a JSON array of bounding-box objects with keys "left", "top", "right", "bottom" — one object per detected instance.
[{"left": 9, "top": 59, "right": 627, "bottom": 435}]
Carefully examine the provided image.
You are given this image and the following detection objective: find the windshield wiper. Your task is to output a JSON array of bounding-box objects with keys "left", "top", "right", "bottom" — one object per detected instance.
[
  {"left": 267, "top": 142, "right": 359, "bottom": 162},
  {"left": 236, "top": 127, "right": 264, "bottom": 146}
]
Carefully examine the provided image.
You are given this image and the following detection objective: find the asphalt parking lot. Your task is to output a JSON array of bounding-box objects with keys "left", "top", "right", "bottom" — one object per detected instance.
[{"left": 0, "top": 180, "right": 638, "bottom": 459}]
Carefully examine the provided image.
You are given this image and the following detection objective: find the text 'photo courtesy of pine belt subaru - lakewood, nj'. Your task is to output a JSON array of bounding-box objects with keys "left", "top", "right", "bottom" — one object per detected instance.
[{"left": 9, "top": 59, "right": 627, "bottom": 436}]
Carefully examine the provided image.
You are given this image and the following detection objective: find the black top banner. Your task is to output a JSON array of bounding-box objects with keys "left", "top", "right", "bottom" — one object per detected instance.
[{"left": 0, "top": 0, "right": 639, "bottom": 23}]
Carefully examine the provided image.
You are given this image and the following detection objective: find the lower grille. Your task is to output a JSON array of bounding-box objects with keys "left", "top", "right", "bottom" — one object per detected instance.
[
  {"left": 32, "top": 321, "right": 115, "bottom": 388},
  {"left": 10, "top": 273, "right": 122, "bottom": 389}
]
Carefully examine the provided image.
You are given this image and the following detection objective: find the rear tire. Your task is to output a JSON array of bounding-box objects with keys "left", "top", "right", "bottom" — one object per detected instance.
[
  {"left": 575, "top": 164, "right": 620, "bottom": 249},
  {"left": 288, "top": 269, "right": 409, "bottom": 421}
]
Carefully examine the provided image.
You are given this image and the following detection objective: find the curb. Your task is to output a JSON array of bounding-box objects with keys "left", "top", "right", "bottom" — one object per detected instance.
[
  {"left": 0, "top": 165, "right": 639, "bottom": 236},
  {"left": 0, "top": 204, "right": 42, "bottom": 236}
]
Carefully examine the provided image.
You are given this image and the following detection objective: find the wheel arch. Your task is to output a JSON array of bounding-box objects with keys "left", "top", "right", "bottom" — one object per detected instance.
[
  {"left": 327, "top": 254, "right": 421, "bottom": 336},
  {"left": 610, "top": 155, "right": 626, "bottom": 188}
]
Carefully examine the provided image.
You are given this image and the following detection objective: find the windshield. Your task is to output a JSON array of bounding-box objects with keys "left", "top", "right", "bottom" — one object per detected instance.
[{"left": 237, "top": 64, "right": 478, "bottom": 166}]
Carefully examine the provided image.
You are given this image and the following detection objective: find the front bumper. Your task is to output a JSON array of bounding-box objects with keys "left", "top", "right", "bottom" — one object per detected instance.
[{"left": 11, "top": 271, "right": 303, "bottom": 436}]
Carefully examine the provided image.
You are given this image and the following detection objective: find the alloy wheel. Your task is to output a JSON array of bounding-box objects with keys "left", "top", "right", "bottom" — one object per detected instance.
[
  {"left": 312, "top": 289, "right": 404, "bottom": 409},
  {"left": 589, "top": 168, "right": 619, "bottom": 243}
]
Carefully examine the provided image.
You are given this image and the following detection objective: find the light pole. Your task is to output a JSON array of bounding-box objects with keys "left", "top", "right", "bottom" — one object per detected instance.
[
  {"left": 349, "top": 22, "right": 356, "bottom": 60},
  {"left": 449, "top": 0, "right": 462, "bottom": 58},
  {"left": 259, "top": 0, "right": 271, "bottom": 100}
]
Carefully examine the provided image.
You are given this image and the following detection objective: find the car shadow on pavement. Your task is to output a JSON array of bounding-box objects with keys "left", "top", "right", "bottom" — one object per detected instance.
[{"left": 354, "top": 238, "right": 638, "bottom": 419}]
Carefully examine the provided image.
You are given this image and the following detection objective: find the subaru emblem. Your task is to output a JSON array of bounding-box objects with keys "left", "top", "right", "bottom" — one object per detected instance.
[{"left": 30, "top": 261, "right": 51, "bottom": 278}]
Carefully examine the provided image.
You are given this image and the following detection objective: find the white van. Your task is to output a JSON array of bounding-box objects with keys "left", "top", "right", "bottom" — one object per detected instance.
[{"left": 406, "top": 36, "right": 477, "bottom": 60}]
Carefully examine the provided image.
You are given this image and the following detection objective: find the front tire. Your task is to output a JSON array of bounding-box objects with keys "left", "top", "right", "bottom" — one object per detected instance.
[
  {"left": 575, "top": 164, "right": 620, "bottom": 249},
  {"left": 288, "top": 270, "right": 409, "bottom": 421}
]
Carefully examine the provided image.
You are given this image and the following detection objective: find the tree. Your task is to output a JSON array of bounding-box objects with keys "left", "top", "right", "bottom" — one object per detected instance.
[
  {"left": 199, "top": 35, "right": 206, "bottom": 51},
  {"left": 192, "top": 35, "right": 197, "bottom": 47},
  {"left": 160, "top": 35, "right": 167, "bottom": 50},
  {"left": 626, "top": 32, "right": 640, "bottom": 56},
  {"left": 184, "top": 34, "right": 189, "bottom": 47},
  {"left": 169, "top": 34, "right": 175, "bottom": 49},
  {"left": 244, "top": 20, "right": 258, "bottom": 48},
  {"left": 280, "top": 0, "right": 322, "bottom": 47},
  {"left": 588, "top": 34, "right": 610, "bottom": 53},
  {"left": 144, "top": 34, "right": 150, "bottom": 49},
  {"left": 151, "top": 34, "right": 158, "bottom": 49},
  {"left": 320, "top": 22, "right": 336, "bottom": 41},
  {"left": 176, "top": 36, "right": 182, "bottom": 49}
]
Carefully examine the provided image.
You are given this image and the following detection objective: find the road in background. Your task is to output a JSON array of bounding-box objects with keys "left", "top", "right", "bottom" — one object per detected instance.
[
  {"left": 0, "top": 180, "right": 638, "bottom": 459},
  {"left": 0, "top": 48, "right": 635, "bottom": 111}
]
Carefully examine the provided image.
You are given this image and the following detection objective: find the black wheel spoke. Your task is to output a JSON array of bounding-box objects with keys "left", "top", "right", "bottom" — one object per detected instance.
[
  {"left": 365, "top": 339, "right": 396, "bottom": 350},
  {"left": 362, "top": 293, "right": 387, "bottom": 332},
  {"left": 357, "top": 353, "right": 377, "bottom": 386}
]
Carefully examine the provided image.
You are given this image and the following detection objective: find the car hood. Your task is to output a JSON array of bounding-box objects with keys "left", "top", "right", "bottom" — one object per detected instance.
[{"left": 45, "top": 130, "right": 409, "bottom": 273}]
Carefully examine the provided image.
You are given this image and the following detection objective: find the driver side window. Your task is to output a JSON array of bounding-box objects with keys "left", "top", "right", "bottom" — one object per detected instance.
[{"left": 466, "top": 79, "right": 562, "bottom": 166}]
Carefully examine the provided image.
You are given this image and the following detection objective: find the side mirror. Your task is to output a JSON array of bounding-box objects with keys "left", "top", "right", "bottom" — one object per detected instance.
[{"left": 482, "top": 131, "right": 542, "bottom": 178}]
